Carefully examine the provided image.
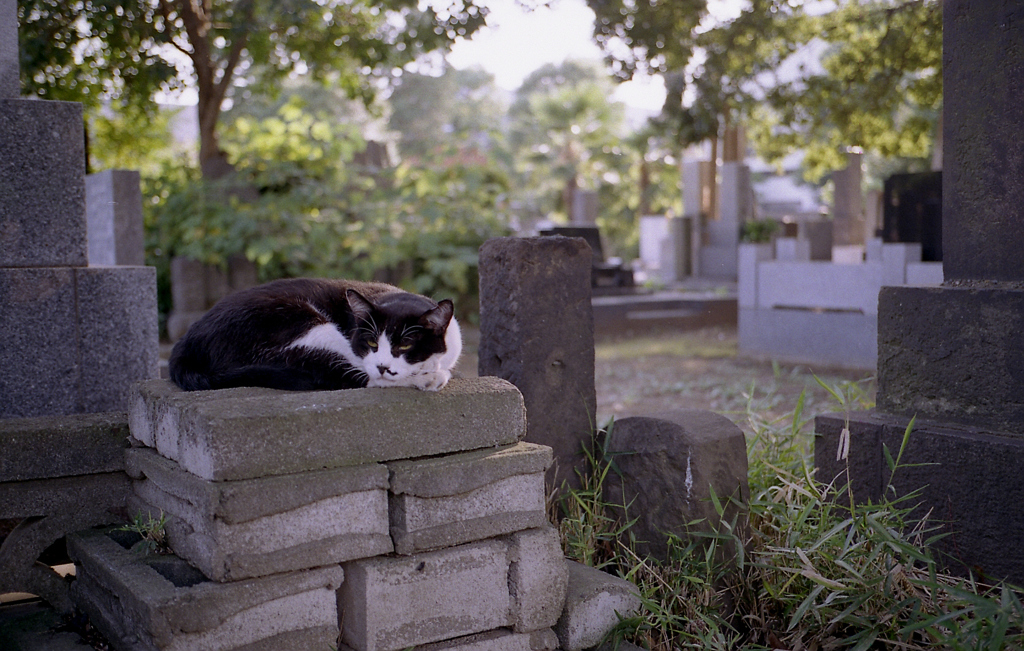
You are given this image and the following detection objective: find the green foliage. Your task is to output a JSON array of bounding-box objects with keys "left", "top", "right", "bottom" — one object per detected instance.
[
  {"left": 118, "top": 511, "right": 170, "bottom": 556},
  {"left": 388, "top": 66, "right": 508, "bottom": 162},
  {"left": 144, "top": 97, "right": 509, "bottom": 321},
  {"left": 558, "top": 382, "right": 1024, "bottom": 650},
  {"left": 741, "top": 219, "right": 780, "bottom": 244},
  {"left": 587, "top": 0, "right": 942, "bottom": 181}
]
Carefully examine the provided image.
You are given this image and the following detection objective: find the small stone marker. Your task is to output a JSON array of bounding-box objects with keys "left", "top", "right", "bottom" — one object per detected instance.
[
  {"left": 601, "top": 409, "right": 749, "bottom": 561},
  {"left": 478, "top": 236, "right": 597, "bottom": 493}
]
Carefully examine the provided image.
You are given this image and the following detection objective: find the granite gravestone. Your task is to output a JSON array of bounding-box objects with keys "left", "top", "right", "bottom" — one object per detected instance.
[
  {"left": 0, "top": 4, "right": 158, "bottom": 418},
  {"left": 816, "top": 0, "right": 1024, "bottom": 584}
]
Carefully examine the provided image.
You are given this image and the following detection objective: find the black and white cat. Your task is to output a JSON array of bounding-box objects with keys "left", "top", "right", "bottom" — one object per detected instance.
[{"left": 169, "top": 278, "right": 461, "bottom": 392}]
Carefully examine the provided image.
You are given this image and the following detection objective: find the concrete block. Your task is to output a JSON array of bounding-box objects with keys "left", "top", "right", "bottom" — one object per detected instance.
[
  {"left": 0, "top": 412, "right": 129, "bottom": 482},
  {"left": 756, "top": 261, "right": 882, "bottom": 314},
  {"left": 0, "top": 99, "right": 87, "bottom": 267},
  {"left": 76, "top": 266, "right": 159, "bottom": 413},
  {"left": 126, "top": 447, "right": 392, "bottom": 581},
  {"left": 737, "top": 243, "right": 772, "bottom": 309},
  {"left": 555, "top": 561, "right": 640, "bottom": 651},
  {"left": 0, "top": 473, "right": 129, "bottom": 612},
  {"left": 409, "top": 630, "right": 533, "bottom": 651},
  {"left": 881, "top": 242, "right": 922, "bottom": 286},
  {"left": 478, "top": 236, "right": 595, "bottom": 492},
  {"left": 601, "top": 410, "right": 749, "bottom": 562},
  {"left": 0, "top": 267, "right": 80, "bottom": 417},
  {"left": 388, "top": 442, "right": 550, "bottom": 554},
  {"left": 130, "top": 377, "right": 526, "bottom": 481},
  {"left": 68, "top": 527, "right": 343, "bottom": 651},
  {"left": 506, "top": 526, "right": 568, "bottom": 633},
  {"left": 738, "top": 307, "right": 877, "bottom": 371},
  {"left": 339, "top": 540, "right": 513, "bottom": 651},
  {"left": 775, "top": 237, "right": 810, "bottom": 261},
  {"left": 86, "top": 169, "right": 145, "bottom": 266},
  {"left": 877, "top": 285, "right": 1024, "bottom": 434},
  {"left": 905, "top": 262, "right": 943, "bottom": 286}
]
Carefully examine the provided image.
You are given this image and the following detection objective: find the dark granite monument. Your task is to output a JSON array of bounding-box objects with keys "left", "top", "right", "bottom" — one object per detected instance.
[{"left": 816, "top": 1, "right": 1024, "bottom": 584}]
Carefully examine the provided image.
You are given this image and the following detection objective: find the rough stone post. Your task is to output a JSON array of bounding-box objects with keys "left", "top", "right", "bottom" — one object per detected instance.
[
  {"left": 478, "top": 236, "right": 596, "bottom": 493},
  {"left": 817, "top": 1, "right": 1024, "bottom": 584}
]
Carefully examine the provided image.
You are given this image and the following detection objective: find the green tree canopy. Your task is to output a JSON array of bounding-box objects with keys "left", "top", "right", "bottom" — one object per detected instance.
[
  {"left": 386, "top": 65, "right": 507, "bottom": 162},
  {"left": 18, "top": 0, "right": 489, "bottom": 177},
  {"left": 585, "top": 0, "right": 941, "bottom": 180}
]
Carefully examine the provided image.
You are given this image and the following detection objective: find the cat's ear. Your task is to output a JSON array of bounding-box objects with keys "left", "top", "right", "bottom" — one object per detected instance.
[
  {"left": 346, "top": 289, "right": 375, "bottom": 323},
  {"left": 421, "top": 299, "right": 454, "bottom": 333}
]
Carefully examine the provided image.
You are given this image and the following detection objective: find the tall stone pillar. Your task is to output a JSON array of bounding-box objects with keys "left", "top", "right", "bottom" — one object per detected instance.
[
  {"left": 478, "top": 237, "right": 596, "bottom": 494},
  {"left": 815, "top": 1, "right": 1024, "bottom": 584}
]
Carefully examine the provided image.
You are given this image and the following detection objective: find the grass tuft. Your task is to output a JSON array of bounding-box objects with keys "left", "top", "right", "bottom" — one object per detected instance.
[{"left": 556, "top": 380, "right": 1024, "bottom": 650}]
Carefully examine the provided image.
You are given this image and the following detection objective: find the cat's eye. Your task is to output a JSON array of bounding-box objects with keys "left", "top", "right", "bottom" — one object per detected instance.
[
  {"left": 397, "top": 343, "right": 412, "bottom": 352},
  {"left": 367, "top": 341, "right": 378, "bottom": 351}
]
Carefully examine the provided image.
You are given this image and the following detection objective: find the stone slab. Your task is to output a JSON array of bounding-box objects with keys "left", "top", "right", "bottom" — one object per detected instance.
[
  {"left": 67, "top": 527, "right": 343, "bottom": 651},
  {"left": 76, "top": 266, "right": 160, "bottom": 413},
  {"left": 943, "top": 1, "right": 1024, "bottom": 283},
  {"left": 126, "top": 447, "right": 392, "bottom": 581},
  {"left": 339, "top": 539, "right": 513, "bottom": 651},
  {"left": 388, "top": 443, "right": 550, "bottom": 554},
  {"left": 129, "top": 377, "right": 526, "bottom": 481},
  {"left": 555, "top": 561, "right": 640, "bottom": 651},
  {"left": 816, "top": 410, "right": 1024, "bottom": 585},
  {"left": 478, "top": 236, "right": 596, "bottom": 492},
  {"left": 0, "top": 267, "right": 80, "bottom": 417},
  {"left": 86, "top": 169, "right": 145, "bottom": 266},
  {"left": 506, "top": 527, "right": 568, "bottom": 633},
  {"left": 877, "top": 285, "right": 1024, "bottom": 434},
  {"left": 739, "top": 307, "right": 877, "bottom": 371},
  {"left": 600, "top": 409, "right": 749, "bottom": 562},
  {"left": 0, "top": 99, "right": 87, "bottom": 267},
  {"left": 341, "top": 629, "right": 559, "bottom": 651},
  {"left": 0, "top": 473, "right": 129, "bottom": 613},
  {"left": 0, "top": 412, "right": 129, "bottom": 482}
]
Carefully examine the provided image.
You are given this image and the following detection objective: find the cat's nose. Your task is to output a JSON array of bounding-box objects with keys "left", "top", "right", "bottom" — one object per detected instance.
[{"left": 377, "top": 364, "right": 390, "bottom": 377}]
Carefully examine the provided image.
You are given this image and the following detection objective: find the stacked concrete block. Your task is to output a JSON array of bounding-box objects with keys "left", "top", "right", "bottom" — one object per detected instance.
[
  {"left": 73, "top": 376, "right": 578, "bottom": 650},
  {"left": 387, "top": 442, "right": 551, "bottom": 554},
  {"left": 67, "top": 528, "right": 344, "bottom": 651},
  {"left": 125, "top": 447, "right": 393, "bottom": 582}
]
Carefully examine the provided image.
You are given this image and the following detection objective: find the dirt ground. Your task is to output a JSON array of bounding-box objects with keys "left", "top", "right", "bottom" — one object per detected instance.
[{"left": 458, "top": 326, "right": 876, "bottom": 433}]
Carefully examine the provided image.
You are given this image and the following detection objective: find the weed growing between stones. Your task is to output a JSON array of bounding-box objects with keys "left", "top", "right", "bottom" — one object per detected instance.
[
  {"left": 117, "top": 510, "right": 170, "bottom": 556},
  {"left": 556, "top": 382, "right": 1024, "bottom": 650}
]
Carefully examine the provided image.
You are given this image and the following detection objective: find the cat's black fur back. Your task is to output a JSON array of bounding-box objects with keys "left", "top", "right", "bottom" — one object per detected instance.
[{"left": 169, "top": 278, "right": 460, "bottom": 392}]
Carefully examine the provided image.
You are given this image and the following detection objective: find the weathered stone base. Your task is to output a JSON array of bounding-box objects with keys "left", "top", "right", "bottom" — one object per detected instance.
[
  {"left": 129, "top": 378, "right": 526, "bottom": 481},
  {"left": 877, "top": 285, "right": 1024, "bottom": 434},
  {"left": 815, "top": 411, "right": 1024, "bottom": 584},
  {"left": 338, "top": 527, "right": 567, "bottom": 651},
  {"left": 387, "top": 442, "right": 551, "bottom": 554},
  {"left": 67, "top": 528, "right": 343, "bottom": 651},
  {"left": 126, "top": 448, "right": 392, "bottom": 581}
]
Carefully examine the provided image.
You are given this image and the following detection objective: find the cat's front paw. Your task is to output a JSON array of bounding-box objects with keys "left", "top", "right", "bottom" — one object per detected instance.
[{"left": 410, "top": 369, "right": 451, "bottom": 392}]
